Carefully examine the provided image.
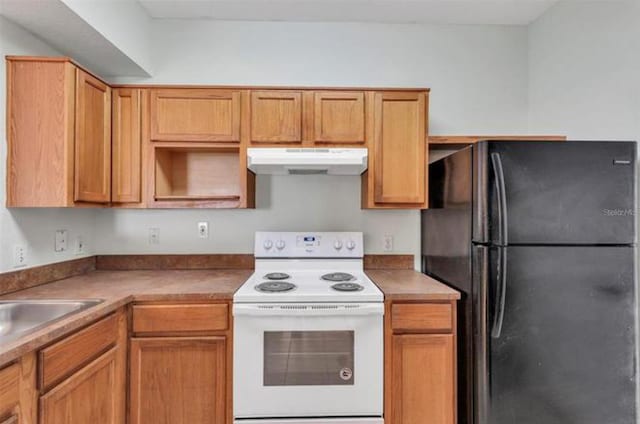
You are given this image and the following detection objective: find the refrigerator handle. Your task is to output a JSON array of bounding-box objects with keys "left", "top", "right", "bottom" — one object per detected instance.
[
  {"left": 491, "top": 247, "right": 508, "bottom": 339},
  {"left": 490, "top": 152, "right": 508, "bottom": 245}
]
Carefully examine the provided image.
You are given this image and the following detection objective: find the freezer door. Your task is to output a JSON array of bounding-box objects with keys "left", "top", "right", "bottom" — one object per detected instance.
[
  {"left": 473, "top": 141, "right": 637, "bottom": 245},
  {"left": 476, "top": 245, "right": 637, "bottom": 424}
]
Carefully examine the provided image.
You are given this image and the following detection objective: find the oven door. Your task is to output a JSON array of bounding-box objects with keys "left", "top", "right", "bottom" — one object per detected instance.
[{"left": 233, "top": 303, "right": 384, "bottom": 419}]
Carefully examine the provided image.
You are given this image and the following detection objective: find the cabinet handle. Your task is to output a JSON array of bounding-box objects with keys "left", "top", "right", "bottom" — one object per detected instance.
[{"left": 0, "top": 415, "right": 18, "bottom": 424}]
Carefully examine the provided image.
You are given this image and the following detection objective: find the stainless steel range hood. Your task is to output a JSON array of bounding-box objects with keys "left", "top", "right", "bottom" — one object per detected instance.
[{"left": 247, "top": 148, "right": 368, "bottom": 175}]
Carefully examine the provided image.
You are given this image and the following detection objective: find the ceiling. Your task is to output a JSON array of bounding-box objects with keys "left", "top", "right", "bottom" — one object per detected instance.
[{"left": 137, "top": 0, "right": 559, "bottom": 25}]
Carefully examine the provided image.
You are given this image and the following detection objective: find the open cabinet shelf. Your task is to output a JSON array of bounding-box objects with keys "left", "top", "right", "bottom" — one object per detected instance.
[{"left": 152, "top": 145, "right": 243, "bottom": 207}]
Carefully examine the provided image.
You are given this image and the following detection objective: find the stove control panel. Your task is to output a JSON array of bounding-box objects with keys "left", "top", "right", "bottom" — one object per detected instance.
[{"left": 255, "top": 232, "right": 363, "bottom": 258}]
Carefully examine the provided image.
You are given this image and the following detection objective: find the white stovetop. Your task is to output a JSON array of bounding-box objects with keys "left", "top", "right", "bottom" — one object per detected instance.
[{"left": 233, "top": 259, "right": 383, "bottom": 303}]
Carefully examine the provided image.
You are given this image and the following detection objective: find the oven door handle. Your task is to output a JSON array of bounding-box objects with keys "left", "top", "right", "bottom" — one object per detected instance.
[{"left": 233, "top": 303, "right": 385, "bottom": 317}]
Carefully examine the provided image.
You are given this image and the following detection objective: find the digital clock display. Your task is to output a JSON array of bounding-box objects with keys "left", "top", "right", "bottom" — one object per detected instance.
[{"left": 303, "top": 236, "right": 316, "bottom": 242}]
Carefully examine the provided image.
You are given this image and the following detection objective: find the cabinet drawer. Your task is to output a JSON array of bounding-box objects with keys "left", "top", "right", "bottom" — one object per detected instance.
[
  {"left": 391, "top": 303, "right": 453, "bottom": 332},
  {"left": 132, "top": 304, "right": 229, "bottom": 334},
  {"left": 39, "top": 313, "right": 117, "bottom": 391},
  {"left": 0, "top": 363, "right": 20, "bottom": 417}
]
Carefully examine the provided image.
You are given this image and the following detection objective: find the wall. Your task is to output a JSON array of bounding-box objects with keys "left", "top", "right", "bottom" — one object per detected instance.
[
  {"left": 528, "top": 0, "right": 640, "bottom": 141},
  {"left": 99, "top": 21, "right": 530, "bottom": 267},
  {"left": 0, "top": 16, "right": 96, "bottom": 273}
]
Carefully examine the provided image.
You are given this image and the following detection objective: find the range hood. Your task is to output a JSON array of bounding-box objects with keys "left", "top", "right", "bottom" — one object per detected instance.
[{"left": 247, "top": 148, "right": 368, "bottom": 175}]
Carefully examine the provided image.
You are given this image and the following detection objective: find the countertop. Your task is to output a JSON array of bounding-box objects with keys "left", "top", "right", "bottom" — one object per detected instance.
[
  {"left": 0, "top": 268, "right": 458, "bottom": 367},
  {"left": 0, "top": 269, "right": 251, "bottom": 367},
  {"left": 366, "top": 269, "right": 461, "bottom": 301}
]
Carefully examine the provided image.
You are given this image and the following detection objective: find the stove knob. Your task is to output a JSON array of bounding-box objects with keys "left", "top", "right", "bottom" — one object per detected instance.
[
  {"left": 275, "top": 240, "right": 286, "bottom": 250},
  {"left": 263, "top": 239, "right": 273, "bottom": 250},
  {"left": 346, "top": 240, "right": 356, "bottom": 250},
  {"left": 334, "top": 240, "right": 343, "bottom": 250}
]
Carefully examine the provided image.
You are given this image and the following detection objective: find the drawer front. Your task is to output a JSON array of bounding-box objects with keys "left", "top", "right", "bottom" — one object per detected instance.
[
  {"left": 39, "top": 313, "right": 118, "bottom": 391},
  {"left": 132, "top": 304, "right": 229, "bottom": 334},
  {"left": 0, "top": 363, "right": 20, "bottom": 417},
  {"left": 391, "top": 303, "right": 453, "bottom": 332}
]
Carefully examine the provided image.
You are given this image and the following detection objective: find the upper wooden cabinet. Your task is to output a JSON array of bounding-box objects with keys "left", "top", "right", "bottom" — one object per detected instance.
[
  {"left": 6, "top": 57, "right": 111, "bottom": 207},
  {"left": 363, "top": 91, "right": 428, "bottom": 208},
  {"left": 312, "top": 91, "right": 365, "bottom": 144},
  {"left": 74, "top": 70, "right": 111, "bottom": 203},
  {"left": 112, "top": 88, "right": 143, "bottom": 204},
  {"left": 250, "top": 90, "right": 303, "bottom": 144},
  {"left": 150, "top": 89, "right": 241, "bottom": 142}
]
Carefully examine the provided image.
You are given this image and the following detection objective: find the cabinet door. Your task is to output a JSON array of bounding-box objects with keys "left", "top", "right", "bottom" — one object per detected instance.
[
  {"left": 372, "top": 92, "right": 427, "bottom": 205},
  {"left": 112, "top": 88, "right": 142, "bottom": 203},
  {"left": 40, "top": 348, "right": 122, "bottom": 424},
  {"left": 313, "top": 91, "right": 365, "bottom": 144},
  {"left": 391, "top": 334, "right": 455, "bottom": 424},
  {"left": 74, "top": 69, "right": 111, "bottom": 203},
  {"left": 150, "top": 89, "right": 240, "bottom": 142},
  {"left": 250, "top": 91, "right": 302, "bottom": 143},
  {"left": 129, "top": 337, "right": 226, "bottom": 424}
]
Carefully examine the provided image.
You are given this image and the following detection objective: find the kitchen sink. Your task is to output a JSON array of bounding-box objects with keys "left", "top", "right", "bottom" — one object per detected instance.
[{"left": 0, "top": 299, "right": 103, "bottom": 345}]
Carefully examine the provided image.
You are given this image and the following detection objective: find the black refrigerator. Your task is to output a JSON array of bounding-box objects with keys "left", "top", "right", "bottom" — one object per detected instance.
[{"left": 422, "top": 141, "right": 638, "bottom": 424}]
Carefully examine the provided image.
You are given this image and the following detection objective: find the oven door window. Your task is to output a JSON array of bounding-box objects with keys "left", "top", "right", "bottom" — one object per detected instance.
[{"left": 264, "top": 330, "right": 354, "bottom": 386}]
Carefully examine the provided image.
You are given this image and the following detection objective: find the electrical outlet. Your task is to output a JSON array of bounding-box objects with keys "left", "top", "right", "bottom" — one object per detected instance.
[
  {"left": 55, "top": 230, "right": 68, "bottom": 252},
  {"left": 13, "top": 245, "right": 27, "bottom": 268},
  {"left": 198, "top": 222, "right": 209, "bottom": 239},
  {"left": 149, "top": 228, "right": 160, "bottom": 245},
  {"left": 383, "top": 235, "right": 394, "bottom": 252},
  {"left": 74, "top": 236, "right": 85, "bottom": 255}
]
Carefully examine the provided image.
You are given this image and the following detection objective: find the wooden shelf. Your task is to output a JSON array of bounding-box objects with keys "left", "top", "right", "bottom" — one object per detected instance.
[
  {"left": 154, "top": 195, "right": 241, "bottom": 201},
  {"left": 154, "top": 146, "right": 241, "bottom": 202},
  {"left": 428, "top": 135, "right": 566, "bottom": 145}
]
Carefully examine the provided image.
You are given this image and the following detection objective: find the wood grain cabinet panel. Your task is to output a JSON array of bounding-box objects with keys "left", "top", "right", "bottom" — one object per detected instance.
[
  {"left": 250, "top": 90, "right": 302, "bottom": 143},
  {"left": 391, "top": 303, "right": 453, "bottom": 333},
  {"left": 39, "top": 348, "right": 121, "bottom": 424},
  {"left": 150, "top": 89, "right": 240, "bottom": 142},
  {"left": 373, "top": 92, "right": 426, "bottom": 205},
  {"left": 129, "top": 337, "right": 226, "bottom": 424},
  {"left": 391, "top": 334, "right": 455, "bottom": 424},
  {"left": 313, "top": 91, "right": 365, "bottom": 144},
  {"left": 74, "top": 69, "right": 111, "bottom": 203},
  {"left": 39, "top": 313, "right": 118, "bottom": 391},
  {"left": 0, "top": 364, "right": 20, "bottom": 422},
  {"left": 132, "top": 304, "right": 229, "bottom": 334},
  {"left": 112, "top": 88, "right": 142, "bottom": 203},
  {"left": 6, "top": 58, "right": 76, "bottom": 207}
]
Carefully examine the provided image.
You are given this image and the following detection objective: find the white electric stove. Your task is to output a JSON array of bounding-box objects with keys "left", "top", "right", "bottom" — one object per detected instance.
[{"left": 233, "top": 232, "right": 384, "bottom": 424}]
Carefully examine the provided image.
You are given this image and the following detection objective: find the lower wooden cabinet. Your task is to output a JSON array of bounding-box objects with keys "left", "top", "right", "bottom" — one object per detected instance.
[
  {"left": 386, "top": 301, "right": 457, "bottom": 424},
  {"left": 129, "top": 301, "right": 232, "bottom": 424},
  {"left": 391, "top": 335, "right": 455, "bottom": 424},
  {"left": 129, "top": 337, "right": 227, "bottom": 424},
  {"left": 0, "top": 355, "right": 37, "bottom": 424},
  {"left": 37, "top": 308, "right": 127, "bottom": 424},
  {"left": 39, "top": 348, "right": 121, "bottom": 424}
]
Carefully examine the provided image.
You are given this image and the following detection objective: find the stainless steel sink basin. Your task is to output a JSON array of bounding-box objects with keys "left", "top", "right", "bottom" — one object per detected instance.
[{"left": 0, "top": 299, "right": 103, "bottom": 345}]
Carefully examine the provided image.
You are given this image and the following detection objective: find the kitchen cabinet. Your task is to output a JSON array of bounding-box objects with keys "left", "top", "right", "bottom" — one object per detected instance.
[
  {"left": 129, "top": 337, "right": 227, "bottom": 424},
  {"left": 74, "top": 69, "right": 111, "bottom": 203},
  {"left": 129, "top": 302, "right": 232, "bottom": 424},
  {"left": 250, "top": 90, "right": 303, "bottom": 144},
  {"left": 40, "top": 348, "right": 121, "bottom": 424},
  {"left": 37, "top": 309, "right": 126, "bottom": 424},
  {"left": 0, "top": 355, "right": 37, "bottom": 424},
  {"left": 112, "top": 88, "right": 144, "bottom": 205},
  {"left": 386, "top": 301, "right": 456, "bottom": 424},
  {"left": 312, "top": 91, "right": 365, "bottom": 144},
  {"left": 150, "top": 89, "right": 241, "bottom": 142},
  {"left": 6, "top": 57, "right": 113, "bottom": 207},
  {"left": 363, "top": 91, "right": 428, "bottom": 209}
]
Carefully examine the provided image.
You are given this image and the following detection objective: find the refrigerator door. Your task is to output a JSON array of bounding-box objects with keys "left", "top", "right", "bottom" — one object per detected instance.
[
  {"left": 475, "top": 245, "right": 637, "bottom": 424},
  {"left": 473, "top": 141, "right": 637, "bottom": 245}
]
